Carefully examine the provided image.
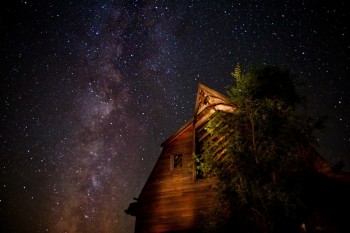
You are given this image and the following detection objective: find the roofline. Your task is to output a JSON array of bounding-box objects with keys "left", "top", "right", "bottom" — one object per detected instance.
[
  {"left": 160, "top": 118, "right": 194, "bottom": 147},
  {"left": 197, "top": 83, "right": 230, "bottom": 101},
  {"left": 161, "top": 83, "right": 232, "bottom": 147}
]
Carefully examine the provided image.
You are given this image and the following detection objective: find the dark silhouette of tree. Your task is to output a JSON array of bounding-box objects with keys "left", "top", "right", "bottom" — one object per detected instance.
[{"left": 197, "top": 64, "right": 315, "bottom": 233}]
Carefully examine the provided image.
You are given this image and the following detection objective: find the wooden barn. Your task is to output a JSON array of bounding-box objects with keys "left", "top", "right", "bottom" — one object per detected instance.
[
  {"left": 125, "top": 83, "right": 235, "bottom": 233},
  {"left": 125, "top": 83, "right": 350, "bottom": 233}
]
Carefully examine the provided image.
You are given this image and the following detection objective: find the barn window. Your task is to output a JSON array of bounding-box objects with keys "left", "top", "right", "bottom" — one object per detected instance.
[
  {"left": 174, "top": 154, "right": 182, "bottom": 168},
  {"left": 171, "top": 154, "right": 182, "bottom": 169}
]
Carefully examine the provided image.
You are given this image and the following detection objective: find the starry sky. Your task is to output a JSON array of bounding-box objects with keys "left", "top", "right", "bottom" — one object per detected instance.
[{"left": 0, "top": 0, "right": 349, "bottom": 232}]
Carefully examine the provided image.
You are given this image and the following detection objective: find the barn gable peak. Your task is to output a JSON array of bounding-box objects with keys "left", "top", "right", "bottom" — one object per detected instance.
[
  {"left": 194, "top": 83, "right": 232, "bottom": 116},
  {"left": 161, "top": 83, "right": 233, "bottom": 147}
]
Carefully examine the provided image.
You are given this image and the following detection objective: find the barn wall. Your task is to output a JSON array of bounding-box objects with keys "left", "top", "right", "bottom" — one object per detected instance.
[{"left": 135, "top": 124, "right": 215, "bottom": 233}]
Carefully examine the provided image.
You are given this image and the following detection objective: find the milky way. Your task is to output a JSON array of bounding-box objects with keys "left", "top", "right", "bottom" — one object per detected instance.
[{"left": 1, "top": 1, "right": 349, "bottom": 232}]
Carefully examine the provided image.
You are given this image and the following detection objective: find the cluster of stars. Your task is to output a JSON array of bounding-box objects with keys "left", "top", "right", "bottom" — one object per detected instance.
[{"left": 0, "top": 1, "right": 349, "bottom": 233}]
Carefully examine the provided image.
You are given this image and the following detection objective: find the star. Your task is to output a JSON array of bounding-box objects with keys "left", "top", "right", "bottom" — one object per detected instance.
[{"left": 0, "top": 1, "right": 349, "bottom": 232}]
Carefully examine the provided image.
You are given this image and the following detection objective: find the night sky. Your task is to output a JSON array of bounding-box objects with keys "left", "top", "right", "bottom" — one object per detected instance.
[{"left": 1, "top": 0, "right": 349, "bottom": 232}]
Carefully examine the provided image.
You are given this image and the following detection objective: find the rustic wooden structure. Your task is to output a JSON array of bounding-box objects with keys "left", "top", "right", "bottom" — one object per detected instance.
[
  {"left": 126, "top": 83, "right": 350, "bottom": 233},
  {"left": 125, "top": 84, "right": 235, "bottom": 233}
]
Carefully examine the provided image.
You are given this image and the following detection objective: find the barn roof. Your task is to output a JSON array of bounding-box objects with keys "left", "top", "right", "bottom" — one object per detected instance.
[{"left": 161, "top": 83, "right": 234, "bottom": 147}]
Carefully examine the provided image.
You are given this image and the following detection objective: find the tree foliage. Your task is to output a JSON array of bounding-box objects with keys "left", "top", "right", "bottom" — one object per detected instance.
[{"left": 198, "top": 64, "right": 313, "bottom": 233}]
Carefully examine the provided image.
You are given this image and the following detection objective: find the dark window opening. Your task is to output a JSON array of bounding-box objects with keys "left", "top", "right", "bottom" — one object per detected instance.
[
  {"left": 196, "top": 162, "right": 204, "bottom": 179},
  {"left": 174, "top": 154, "right": 182, "bottom": 168},
  {"left": 195, "top": 137, "right": 205, "bottom": 180}
]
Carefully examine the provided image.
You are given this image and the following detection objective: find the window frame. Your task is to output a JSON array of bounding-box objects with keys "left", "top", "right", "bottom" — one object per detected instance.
[{"left": 170, "top": 153, "right": 183, "bottom": 170}]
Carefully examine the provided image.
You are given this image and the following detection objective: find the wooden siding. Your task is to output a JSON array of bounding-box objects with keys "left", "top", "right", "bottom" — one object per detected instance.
[
  {"left": 132, "top": 84, "right": 235, "bottom": 232},
  {"left": 135, "top": 123, "right": 216, "bottom": 233},
  {"left": 130, "top": 83, "right": 349, "bottom": 233}
]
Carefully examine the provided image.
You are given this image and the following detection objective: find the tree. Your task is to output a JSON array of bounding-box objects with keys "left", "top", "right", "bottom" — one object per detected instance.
[{"left": 198, "top": 64, "right": 314, "bottom": 233}]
